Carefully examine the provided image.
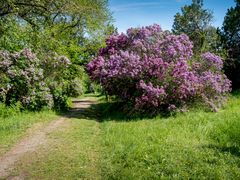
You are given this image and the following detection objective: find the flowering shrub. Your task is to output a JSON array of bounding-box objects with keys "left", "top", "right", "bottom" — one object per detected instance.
[
  {"left": 0, "top": 48, "right": 71, "bottom": 110},
  {"left": 86, "top": 24, "right": 231, "bottom": 114},
  {"left": 67, "top": 78, "right": 83, "bottom": 97},
  {"left": 42, "top": 52, "right": 83, "bottom": 109}
]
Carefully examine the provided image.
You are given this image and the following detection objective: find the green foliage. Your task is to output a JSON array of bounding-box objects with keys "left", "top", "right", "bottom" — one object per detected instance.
[
  {"left": 0, "top": 0, "right": 113, "bottom": 59},
  {"left": 0, "top": 0, "right": 114, "bottom": 111},
  {"left": 67, "top": 78, "right": 84, "bottom": 97},
  {"left": 172, "top": 0, "right": 215, "bottom": 53},
  {"left": 0, "top": 0, "right": 111, "bottom": 30},
  {"left": 0, "top": 49, "right": 54, "bottom": 110},
  {"left": 0, "top": 18, "right": 30, "bottom": 52},
  {"left": 51, "top": 88, "right": 70, "bottom": 111},
  {"left": 219, "top": 0, "right": 240, "bottom": 89}
]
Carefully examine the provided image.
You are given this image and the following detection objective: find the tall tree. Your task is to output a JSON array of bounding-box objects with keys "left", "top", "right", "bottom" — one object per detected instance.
[
  {"left": 172, "top": 0, "right": 214, "bottom": 53},
  {"left": 0, "top": 0, "right": 113, "bottom": 61},
  {"left": 0, "top": 0, "right": 111, "bottom": 28},
  {"left": 219, "top": 0, "right": 240, "bottom": 89}
]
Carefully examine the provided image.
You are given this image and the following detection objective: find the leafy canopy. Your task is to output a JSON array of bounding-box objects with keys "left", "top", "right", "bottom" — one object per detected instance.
[
  {"left": 172, "top": 0, "right": 214, "bottom": 53},
  {"left": 219, "top": 0, "right": 240, "bottom": 89},
  {"left": 0, "top": 0, "right": 114, "bottom": 110}
]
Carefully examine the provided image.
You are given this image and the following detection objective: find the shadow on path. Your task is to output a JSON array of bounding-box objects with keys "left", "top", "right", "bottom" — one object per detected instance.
[
  {"left": 62, "top": 98, "right": 101, "bottom": 120},
  {"left": 63, "top": 98, "right": 156, "bottom": 122}
]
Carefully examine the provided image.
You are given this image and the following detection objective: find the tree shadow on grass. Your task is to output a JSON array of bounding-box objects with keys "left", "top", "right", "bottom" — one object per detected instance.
[
  {"left": 93, "top": 102, "right": 146, "bottom": 122},
  {"left": 61, "top": 99, "right": 170, "bottom": 122},
  {"left": 232, "top": 90, "right": 240, "bottom": 97},
  {"left": 201, "top": 144, "right": 240, "bottom": 157},
  {"left": 97, "top": 101, "right": 175, "bottom": 122}
]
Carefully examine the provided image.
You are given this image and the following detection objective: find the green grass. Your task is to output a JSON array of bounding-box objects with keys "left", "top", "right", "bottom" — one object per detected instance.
[
  {"left": 2, "top": 94, "right": 240, "bottom": 179},
  {"left": 12, "top": 118, "right": 101, "bottom": 179},
  {"left": 100, "top": 94, "right": 240, "bottom": 179},
  {"left": 0, "top": 106, "right": 58, "bottom": 156}
]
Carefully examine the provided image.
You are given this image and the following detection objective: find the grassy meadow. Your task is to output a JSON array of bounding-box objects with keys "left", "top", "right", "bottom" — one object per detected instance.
[
  {"left": 100, "top": 92, "right": 240, "bottom": 179},
  {"left": 1, "top": 92, "right": 239, "bottom": 179}
]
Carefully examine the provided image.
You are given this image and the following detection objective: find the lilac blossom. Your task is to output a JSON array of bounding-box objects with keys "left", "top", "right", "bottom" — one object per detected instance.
[
  {"left": 86, "top": 24, "right": 231, "bottom": 113},
  {"left": 201, "top": 52, "right": 223, "bottom": 70},
  {"left": 0, "top": 48, "right": 57, "bottom": 109}
]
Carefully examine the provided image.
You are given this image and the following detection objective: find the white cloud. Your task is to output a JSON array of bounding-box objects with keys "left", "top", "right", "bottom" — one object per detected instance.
[{"left": 111, "top": 2, "right": 169, "bottom": 12}]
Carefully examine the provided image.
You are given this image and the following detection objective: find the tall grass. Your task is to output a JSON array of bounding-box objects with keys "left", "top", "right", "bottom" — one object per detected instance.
[
  {"left": 100, "top": 93, "right": 240, "bottom": 179},
  {"left": 0, "top": 102, "right": 22, "bottom": 118}
]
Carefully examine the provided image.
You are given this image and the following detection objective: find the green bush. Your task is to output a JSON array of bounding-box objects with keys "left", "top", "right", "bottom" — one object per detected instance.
[{"left": 52, "top": 88, "right": 70, "bottom": 111}]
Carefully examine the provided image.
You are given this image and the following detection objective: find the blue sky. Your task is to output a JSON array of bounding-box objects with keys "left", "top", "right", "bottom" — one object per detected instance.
[{"left": 109, "top": 0, "right": 236, "bottom": 33}]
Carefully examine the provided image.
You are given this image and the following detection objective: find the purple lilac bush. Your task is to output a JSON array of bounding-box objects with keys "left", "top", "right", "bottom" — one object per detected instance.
[{"left": 87, "top": 24, "right": 231, "bottom": 113}]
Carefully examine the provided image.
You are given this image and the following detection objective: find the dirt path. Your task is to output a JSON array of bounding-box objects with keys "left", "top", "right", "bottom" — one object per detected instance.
[{"left": 0, "top": 98, "right": 97, "bottom": 179}]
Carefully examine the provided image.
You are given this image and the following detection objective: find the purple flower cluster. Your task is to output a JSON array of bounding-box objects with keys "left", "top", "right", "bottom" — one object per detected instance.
[
  {"left": 201, "top": 52, "right": 223, "bottom": 70},
  {"left": 86, "top": 24, "right": 231, "bottom": 113},
  {"left": 135, "top": 80, "right": 166, "bottom": 109}
]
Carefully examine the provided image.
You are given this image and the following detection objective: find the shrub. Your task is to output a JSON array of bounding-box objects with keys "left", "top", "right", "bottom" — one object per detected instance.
[
  {"left": 67, "top": 78, "right": 83, "bottom": 97},
  {"left": 41, "top": 51, "right": 74, "bottom": 110},
  {"left": 0, "top": 48, "right": 53, "bottom": 110},
  {"left": 86, "top": 24, "right": 231, "bottom": 114},
  {"left": 0, "top": 48, "right": 72, "bottom": 110},
  {"left": 51, "top": 88, "right": 70, "bottom": 111}
]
